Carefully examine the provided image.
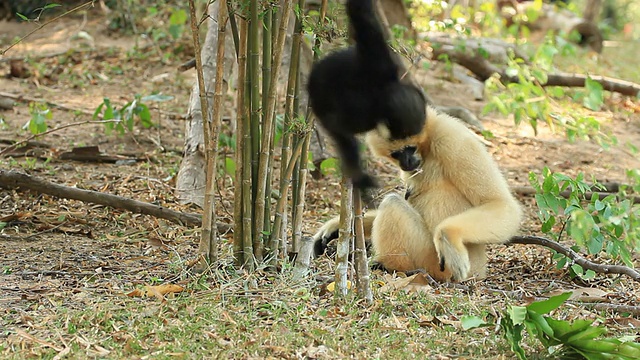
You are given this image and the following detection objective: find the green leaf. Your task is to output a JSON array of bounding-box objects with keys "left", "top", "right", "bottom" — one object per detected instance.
[
  {"left": 461, "top": 316, "right": 487, "bottom": 330},
  {"left": 16, "top": 13, "right": 28, "bottom": 21},
  {"left": 169, "top": 9, "right": 187, "bottom": 25},
  {"left": 93, "top": 102, "right": 104, "bottom": 120},
  {"left": 320, "top": 157, "right": 340, "bottom": 176},
  {"left": 546, "top": 318, "right": 594, "bottom": 340},
  {"left": 224, "top": 157, "right": 236, "bottom": 179},
  {"left": 541, "top": 216, "right": 556, "bottom": 233},
  {"left": 169, "top": 24, "right": 183, "bottom": 40},
  {"left": 548, "top": 86, "right": 565, "bottom": 98},
  {"left": 583, "top": 77, "right": 604, "bottom": 111},
  {"left": 526, "top": 311, "right": 555, "bottom": 338},
  {"left": 501, "top": 316, "right": 527, "bottom": 360},
  {"left": 509, "top": 306, "right": 528, "bottom": 326},
  {"left": 566, "top": 325, "right": 607, "bottom": 343},
  {"left": 527, "top": 292, "right": 571, "bottom": 315},
  {"left": 571, "top": 264, "right": 584, "bottom": 276},
  {"left": 137, "top": 104, "right": 152, "bottom": 128},
  {"left": 44, "top": 3, "right": 62, "bottom": 9},
  {"left": 570, "top": 339, "right": 621, "bottom": 353}
]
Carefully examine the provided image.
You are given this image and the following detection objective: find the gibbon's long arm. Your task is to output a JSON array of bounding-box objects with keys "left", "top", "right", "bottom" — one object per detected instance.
[
  {"left": 432, "top": 135, "right": 523, "bottom": 280},
  {"left": 346, "top": 0, "right": 399, "bottom": 80}
]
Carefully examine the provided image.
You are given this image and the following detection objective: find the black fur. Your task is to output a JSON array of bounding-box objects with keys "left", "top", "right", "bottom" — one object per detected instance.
[
  {"left": 313, "top": 229, "right": 339, "bottom": 257},
  {"left": 308, "top": 0, "right": 426, "bottom": 192},
  {"left": 390, "top": 145, "right": 420, "bottom": 172}
]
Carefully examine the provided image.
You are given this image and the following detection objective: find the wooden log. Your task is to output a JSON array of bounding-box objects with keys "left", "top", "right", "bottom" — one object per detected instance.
[{"left": 499, "top": 2, "right": 603, "bottom": 52}]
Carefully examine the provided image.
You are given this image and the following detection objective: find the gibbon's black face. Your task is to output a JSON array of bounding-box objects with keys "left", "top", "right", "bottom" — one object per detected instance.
[{"left": 390, "top": 145, "right": 421, "bottom": 172}]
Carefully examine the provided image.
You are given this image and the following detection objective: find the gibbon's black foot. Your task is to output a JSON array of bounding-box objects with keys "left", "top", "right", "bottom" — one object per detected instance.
[
  {"left": 439, "top": 256, "right": 446, "bottom": 272},
  {"left": 352, "top": 173, "right": 378, "bottom": 206},
  {"left": 313, "top": 229, "right": 339, "bottom": 257},
  {"left": 352, "top": 173, "right": 377, "bottom": 192}
]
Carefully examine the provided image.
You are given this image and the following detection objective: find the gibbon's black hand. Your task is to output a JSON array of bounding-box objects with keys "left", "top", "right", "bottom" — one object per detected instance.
[{"left": 308, "top": 0, "right": 426, "bottom": 192}]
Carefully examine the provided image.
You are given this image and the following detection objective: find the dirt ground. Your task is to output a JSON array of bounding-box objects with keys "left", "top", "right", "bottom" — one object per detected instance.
[{"left": 1, "top": 11, "right": 640, "bottom": 357}]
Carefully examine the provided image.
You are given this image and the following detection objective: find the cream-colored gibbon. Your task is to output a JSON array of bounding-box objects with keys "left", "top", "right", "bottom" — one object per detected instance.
[
  {"left": 313, "top": 107, "right": 523, "bottom": 281},
  {"left": 307, "top": 0, "right": 426, "bottom": 193}
]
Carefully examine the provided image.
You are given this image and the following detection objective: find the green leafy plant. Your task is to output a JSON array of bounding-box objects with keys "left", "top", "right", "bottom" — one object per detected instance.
[
  {"left": 168, "top": 8, "right": 188, "bottom": 40},
  {"left": 529, "top": 168, "right": 640, "bottom": 277},
  {"left": 319, "top": 157, "right": 341, "bottom": 177},
  {"left": 93, "top": 94, "right": 172, "bottom": 135},
  {"left": 483, "top": 38, "right": 614, "bottom": 146},
  {"left": 464, "top": 292, "right": 640, "bottom": 359},
  {"left": 25, "top": 102, "right": 52, "bottom": 135},
  {"left": 576, "top": 77, "right": 605, "bottom": 111},
  {"left": 16, "top": 3, "right": 61, "bottom": 22}
]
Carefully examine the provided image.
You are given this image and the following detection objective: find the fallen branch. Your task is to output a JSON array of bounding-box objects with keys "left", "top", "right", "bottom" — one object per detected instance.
[
  {"left": 0, "top": 48, "right": 94, "bottom": 64},
  {"left": 432, "top": 47, "right": 640, "bottom": 98},
  {"left": 0, "top": 170, "right": 231, "bottom": 232},
  {"left": 509, "top": 235, "right": 640, "bottom": 282}
]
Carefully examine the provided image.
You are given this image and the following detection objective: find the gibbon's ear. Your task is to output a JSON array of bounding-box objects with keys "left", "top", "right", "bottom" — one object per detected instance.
[
  {"left": 375, "top": 123, "right": 392, "bottom": 141},
  {"left": 390, "top": 146, "right": 421, "bottom": 172}
]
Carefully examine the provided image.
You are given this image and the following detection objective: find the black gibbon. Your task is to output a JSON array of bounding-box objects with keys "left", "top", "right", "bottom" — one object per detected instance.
[
  {"left": 313, "top": 107, "right": 523, "bottom": 281},
  {"left": 307, "top": 0, "right": 427, "bottom": 192}
]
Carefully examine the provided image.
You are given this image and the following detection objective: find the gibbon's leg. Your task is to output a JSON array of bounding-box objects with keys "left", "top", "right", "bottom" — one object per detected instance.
[
  {"left": 371, "top": 193, "right": 443, "bottom": 276},
  {"left": 331, "top": 132, "right": 377, "bottom": 191},
  {"left": 434, "top": 200, "right": 522, "bottom": 281},
  {"left": 313, "top": 210, "right": 378, "bottom": 256}
]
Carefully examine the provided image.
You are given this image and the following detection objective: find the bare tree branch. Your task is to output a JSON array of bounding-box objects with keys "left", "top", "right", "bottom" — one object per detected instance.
[{"left": 509, "top": 235, "right": 640, "bottom": 282}]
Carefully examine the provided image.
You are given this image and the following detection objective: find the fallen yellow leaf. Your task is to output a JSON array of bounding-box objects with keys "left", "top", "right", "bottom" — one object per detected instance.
[
  {"left": 125, "top": 284, "right": 185, "bottom": 298},
  {"left": 326, "top": 281, "right": 352, "bottom": 292}
]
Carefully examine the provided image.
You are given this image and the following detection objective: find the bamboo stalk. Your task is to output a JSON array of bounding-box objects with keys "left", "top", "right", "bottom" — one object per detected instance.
[
  {"left": 240, "top": 20, "right": 255, "bottom": 270},
  {"left": 232, "top": 13, "right": 248, "bottom": 267},
  {"left": 262, "top": 5, "right": 274, "bottom": 244},
  {"left": 271, "top": 0, "right": 304, "bottom": 261},
  {"left": 254, "top": 0, "right": 294, "bottom": 263},
  {"left": 248, "top": 0, "right": 262, "bottom": 260},
  {"left": 335, "top": 176, "right": 354, "bottom": 298},
  {"left": 204, "top": 0, "right": 230, "bottom": 263},
  {"left": 292, "top": 133, "right": 309, "bottom": 255},
  {"left": 353, "top": 189, "right": 373, "bottom": 303},
  {"left": 187, "top": 0, "right": 215, "bottom": 265},
  {"left": 313, "top": 0, "right": 329, "bottom": 61},
  {"left": 269, "top": 131, "right": 308, "bottom": 254},
  {"left": 289, "top": 0, "right": 307, "bottom": 254}
]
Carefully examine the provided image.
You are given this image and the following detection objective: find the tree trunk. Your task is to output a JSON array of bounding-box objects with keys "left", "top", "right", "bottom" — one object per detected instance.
[
  {"left": 583, "top": 0, "right": 602, "bottom": 23},
  {"left": 379, "top": 0, "right": 416, "bottom": 39},
  {"left": 176, "top": 1, "right": 236, "bottom": 207},
  {"left": 499, "top": 2, "right": 603, "bottom": 53}
]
